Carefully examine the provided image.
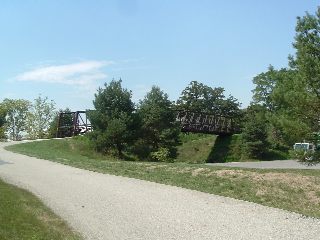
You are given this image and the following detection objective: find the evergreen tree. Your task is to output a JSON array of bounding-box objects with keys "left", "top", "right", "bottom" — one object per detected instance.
[
  {"left": 137, "top": 86, "right": 180, "bottom": 160},
  {"left": 242, "top": 105, "right": 268, "bottom": 159},
  {"left": 89, "top": 79, "right": 136, "bottom": 157}
]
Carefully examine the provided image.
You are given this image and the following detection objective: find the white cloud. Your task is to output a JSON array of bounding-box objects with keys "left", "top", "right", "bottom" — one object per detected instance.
[{"left": 16, "top": 61, "right": 113, "bottom": 88}]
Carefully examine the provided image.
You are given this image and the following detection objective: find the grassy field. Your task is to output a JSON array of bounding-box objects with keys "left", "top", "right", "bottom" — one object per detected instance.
[
  {"left": 0, "top": 178, "right": 82, "bottom": 240},
  {"left": 6, "top": 138, "right": 320, "bottom": 218}
]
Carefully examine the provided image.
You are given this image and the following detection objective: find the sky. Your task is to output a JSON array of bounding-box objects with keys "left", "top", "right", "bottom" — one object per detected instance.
[{"left": 1, "top": 0, "right": 319, "bottom": 111}]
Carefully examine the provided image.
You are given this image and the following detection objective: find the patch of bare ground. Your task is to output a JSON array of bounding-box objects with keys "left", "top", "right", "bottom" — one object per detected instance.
[
  {"left": 191, "top": 168, "right": 211, "bottom": 176},
  {"left": 145, "top": 165, "right": 158, "bottom": 170},
  {"left": 212, "top": 169, "right": 320, "bottom": 205},
  {"left": 214, "top": 169, "right": 247, "bottom": 178}
]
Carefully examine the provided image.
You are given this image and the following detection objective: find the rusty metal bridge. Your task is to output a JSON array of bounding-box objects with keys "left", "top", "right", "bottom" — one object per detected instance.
[
  {"left": 56, "top": 111, "right": 92, "bottom": 138},
  {"left": 175, "top": 110, "right": 240, "bottom": 135}
]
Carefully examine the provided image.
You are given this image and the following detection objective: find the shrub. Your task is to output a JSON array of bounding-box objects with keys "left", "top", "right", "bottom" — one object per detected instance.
[{"left": 150, "top": 148, "right": 171, "bottom": 162}]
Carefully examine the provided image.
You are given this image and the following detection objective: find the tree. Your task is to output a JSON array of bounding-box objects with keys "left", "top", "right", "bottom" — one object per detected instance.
[
  {"left": 247, "top": 7, "right": 320, "bottom": 158},
  {"left": 89, "top": 79, "right": 136, "bottom": 157},
  {"left": 252, "top": 66, "right": 314, "bottom": 148},
  {"left": 292, "top": 7, "right": 320, "bottom": 132},
  {"left": 1, "top": 99, "right": 30, "bottom": 140},
  {"left": 137, "top": 86, "right": 180, "bottom": 160},
  {"left": 252, "top": 65, "right": 279, "bottom": 111},
  {"left": 293, "top": 7, "right": 320, "bottom": 100},
  {"left": 176, "top": 81, "right": 225, "bottom": 112},
  {"left": 0, "top": 103, "right": 7, "bottom": 139},
  {"left": 218, "top": 95, "right": 243, "bottom": 119},
  {"left": 242, "top": 105, "right": 268, "bottom": 159},
  {"left": 26, "top": 95, "right": 56, "bottom": 139},
  {"left": 177, "top": 81, "right": 241, "bottom": 118}
]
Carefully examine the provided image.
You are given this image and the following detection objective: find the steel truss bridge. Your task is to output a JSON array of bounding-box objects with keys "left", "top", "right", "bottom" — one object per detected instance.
[
  {"left": 175, "top": 110, "right": 240, "bottom": 136},
  {"left": 56, "top": 111, "right": 92, "bottom": 138}
]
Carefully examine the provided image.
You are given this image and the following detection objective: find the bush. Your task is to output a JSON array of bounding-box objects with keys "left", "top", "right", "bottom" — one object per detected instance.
[
  {"left": 150, "top": 148, "right": 172, "bottom": 162},
  {"left": 130, "top": 139, "right": 151, "bottom": 159}
]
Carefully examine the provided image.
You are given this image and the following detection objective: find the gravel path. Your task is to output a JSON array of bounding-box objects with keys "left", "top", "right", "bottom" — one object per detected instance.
[
  {"left": 0, "top": 141, "right": 320, "bottom": 240},
  {"left": 207, "top": 160, "right": 320, "bottom": 169}
]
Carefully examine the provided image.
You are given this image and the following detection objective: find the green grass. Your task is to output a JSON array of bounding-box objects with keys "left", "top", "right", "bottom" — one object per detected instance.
[
  {"left": 176, "top": 134, "right": 216, "bottom": 163},
  {"left": 0, "top": 178, "right": 82, "bottom": 240},
  {"left": 6, "top": 138, "right": 320, "bottom": 218},
  {"left": 176, "top": 133, "right": 289, "bottom": 163},
  {"left": 207, "top": 134, "right": 244, "bottom": 163}
]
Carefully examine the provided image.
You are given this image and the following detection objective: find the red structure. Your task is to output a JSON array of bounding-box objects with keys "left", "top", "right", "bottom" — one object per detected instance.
[{"left": 56, "top": 111, "right": 91, "bottom": 138}]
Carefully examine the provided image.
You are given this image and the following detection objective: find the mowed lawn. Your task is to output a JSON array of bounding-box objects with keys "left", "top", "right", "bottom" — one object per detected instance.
[
  {"left": 6, "top": 138, "right": 320, "bottom": 219},
  {"left": 0, "top": 178, "right": 82, "bottom": 240}
]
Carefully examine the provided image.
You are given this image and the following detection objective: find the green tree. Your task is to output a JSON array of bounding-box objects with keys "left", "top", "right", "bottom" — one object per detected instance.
[
  {"left": 292, "top": 7, "right": 320, "bottom": 132},
  {"left": 252, "top": 66, "right": 313, "bottom": 147},
  {"left": 137, "top": 86, "right": 180, "bottom": 160},
  {"left": 1, "top": 99, "right": 30, "bottom": 140},
  {"left": 252, "top": 65, "right": 279, "bottom": 111},
  {"left": 176, "top": 81, "right": 225, "bottom": 112},
  {"left": 218, "top": 95, "right": 243, "bottom": 119},
  {"left": 242, "top": 105, "right": 268, "bottom": 159},
  {"left": 89, "top": 79, "right": 136, "bottom": 157},
  {"left": 26, "top": 95, "right": 56, "bottom": 139},
  {"left": 293, "top": 7, "right": 320, "bottom": 100},
  {"left": 0, "top": 103, "right": 7, "bottom": 139},
  {"left": 177, "top": 81, "right": 241, "bottom": 118}
]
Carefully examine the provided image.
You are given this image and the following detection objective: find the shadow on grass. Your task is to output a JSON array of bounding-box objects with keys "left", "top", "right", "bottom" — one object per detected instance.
[
  {"left": 206, "top": 135, "right": 233, "bottom": 163},
  {"left": 261, "top": 149, "right": 289, "bottom": 161}
]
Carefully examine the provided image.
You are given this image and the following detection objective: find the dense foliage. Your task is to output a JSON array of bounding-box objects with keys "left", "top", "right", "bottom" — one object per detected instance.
[
  {"left": 136, "top": 86, "right": 180, "bottom": 161},
  {"left": 88, "top": 79, "right": 137, "bottom": 157},
  {"left": 248, "top": 7, "right": 320, "bottom": 161},
  {"left": 241, "top": 105, "right": 268, "bottom": 159},
  {"left": 1, "top": 98, "right": 31, "bottom": 140},
  {"left": 0, "top": 97, "right": 56, "bottom": 140},
  {"left": 176, "top": 80, "right": 242, "bottom": 118},
  {"left": 0, "top": 103, "right": 6, "bottom": 139},
  {"left": 87, "top": 79, "right": 241, "bottom": 161},
  {"left": 26, "top": 95, "right": 56, "bottom": 139}
]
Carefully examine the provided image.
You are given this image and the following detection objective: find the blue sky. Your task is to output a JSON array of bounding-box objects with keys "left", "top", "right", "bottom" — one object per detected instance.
[{"left": 1, "top": 1, "right": 319, "bottom": 110}]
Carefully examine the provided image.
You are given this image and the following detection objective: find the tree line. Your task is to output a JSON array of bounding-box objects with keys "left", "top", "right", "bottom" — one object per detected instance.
[
  {"left": 0, "top": 80, "right": 241, "bottom": 161},
  {"left": 87, "top": 79, "right": 241, "bottom": 161},
  {"left": 0, "top": 96, "right": 56, "bottom": 141},
  {"left": 242, "top": 7, "right": 320, "bottom": 160}
]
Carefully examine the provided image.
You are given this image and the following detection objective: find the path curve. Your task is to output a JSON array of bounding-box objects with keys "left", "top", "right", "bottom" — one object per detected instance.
[{"left": 0, "top": 141, "right": 320, "bottom": 240}]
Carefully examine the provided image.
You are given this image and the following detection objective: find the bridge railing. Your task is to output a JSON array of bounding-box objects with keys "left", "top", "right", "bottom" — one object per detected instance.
[{"left": 175, "top": 110, "right": 239, "bottom": 135}]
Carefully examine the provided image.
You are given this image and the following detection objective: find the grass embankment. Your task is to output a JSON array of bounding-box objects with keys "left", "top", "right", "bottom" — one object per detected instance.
[
  {"left": 176, "top": 133, "right": 246, "bottom": 163},
  {"left": 0, "top": 178, "right": 82, "bottom": 240},
  {"left": 176, "top": 134, "right": 217, "bottom": 163},
  {"left": 6, "top": 138, "right": 320, "bottom": 218}
]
